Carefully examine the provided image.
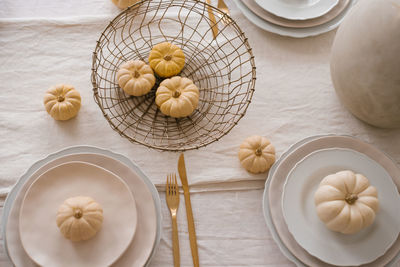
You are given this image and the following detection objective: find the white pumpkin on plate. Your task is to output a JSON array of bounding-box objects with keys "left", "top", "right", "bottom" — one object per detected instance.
[
  {"left": 314, "top": 170, "right": 379, "bottom": 234},
  {"left": 56, "top": 196, "right": 103, "bottom": 242}
]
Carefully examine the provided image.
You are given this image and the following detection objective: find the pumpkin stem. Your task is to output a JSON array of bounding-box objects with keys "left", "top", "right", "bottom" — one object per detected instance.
[
  {"left": 255, "top": 147, "right": 263, "bottom": 156},
  {"left": 57, "top": 95, "right": 65, "bottom": 102},
  {"left": 345, "top": 194, "right": 358, "bottom": 205},
  {"left": 74, "top": 209, "right": 83, "bottom": 219},
  {"left": 133, "top": 70, "right": 140, "bottom": 78},
  {"left": 173, "top": 91, "right": 181, "bottom": 98},
  {"left": 164, "top": 55, "right": 172, "bottom": 61}
]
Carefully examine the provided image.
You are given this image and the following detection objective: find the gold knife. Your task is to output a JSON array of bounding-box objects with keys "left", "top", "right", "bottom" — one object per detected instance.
[{"left": 178, "top": 153, "right": 199, "bottom": 267}]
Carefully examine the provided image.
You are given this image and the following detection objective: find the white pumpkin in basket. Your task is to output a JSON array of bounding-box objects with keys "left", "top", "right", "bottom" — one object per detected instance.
[
  {"left": 238, "top": 135, "right": 276, "bottom": 174},
  {"left": 314, "top": 170, "right": 379, "bottom": 234},
  {"left": 155, "top": 76, "right": 199, "bottom": 118},
  {"left": 56, "top": 196, "right": 103, "bottom": 242},
  {"left": 149, "top": 42, "right": 185, "bottom": 78},
  {"left": 117, "top": 60, "right": 156, "bottom": 96}
]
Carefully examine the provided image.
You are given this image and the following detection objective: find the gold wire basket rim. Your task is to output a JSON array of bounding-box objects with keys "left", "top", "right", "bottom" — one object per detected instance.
[{"left": 91, "top": 0, "right": 256, "bottom": 152}]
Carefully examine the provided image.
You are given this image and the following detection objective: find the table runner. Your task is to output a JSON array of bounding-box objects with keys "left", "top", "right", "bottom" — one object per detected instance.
[{"left": 1, "top": 0, "right": 399, "bottom": 266}]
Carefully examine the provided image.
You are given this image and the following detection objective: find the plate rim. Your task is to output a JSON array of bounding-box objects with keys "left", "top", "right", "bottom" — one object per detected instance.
[
  {"left": 1, "top": 145, "right": 162, "bottom": 267},
  {"left": 234, "top": 0, "right": 357, "bottom": 38},
  {"left": 242, "top": 0, "right": 350, "bottom": 29},
  {"left": 262, "top": 136, "right": 314, "bottom": 267},
  {"left": 18, "top": 160, "right": 138, "bottom": 267},
  {"left": 262, "top": 134, "right": 400, "bottom": 267},
  {"left": 254, "top": 0, "right": 339, "bottom": 20}
]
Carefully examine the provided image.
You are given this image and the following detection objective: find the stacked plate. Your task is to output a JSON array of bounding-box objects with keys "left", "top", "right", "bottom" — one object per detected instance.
[
  {"left": 233, "top": 0, "right": 357, "bottom": 38},
  {"left": 263, "top": 135, "right": 400, "bottom": 266},
  {"left": 1, "top": 146, "right": 162, "bottom": 267}
]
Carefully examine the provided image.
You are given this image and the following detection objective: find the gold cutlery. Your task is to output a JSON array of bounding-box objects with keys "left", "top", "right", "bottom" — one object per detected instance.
[
  {"left": 178, "top": 154, "right": 199, "bottom": 267},
  {"left": 206, "top": 0, "right": 219, "bottom": 39},
  {"left": 166, "top": 173, "right": 180, "bottom": 267},
  {"left": 217, "top": 0, "right": 231, "bottom": 25}
]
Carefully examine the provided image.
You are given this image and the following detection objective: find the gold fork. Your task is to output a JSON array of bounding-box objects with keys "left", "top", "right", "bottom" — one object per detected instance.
[
  {"left": 166, "top": 173, "right": 180, "bottom": 267},
  {"left": 217, "top": 0, "right": 231, "bottom": 25}
]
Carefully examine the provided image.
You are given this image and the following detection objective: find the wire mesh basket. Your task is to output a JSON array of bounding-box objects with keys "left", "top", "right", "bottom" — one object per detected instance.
[{"left": 91, "top": 0, "right": 256, "bottom": 151}]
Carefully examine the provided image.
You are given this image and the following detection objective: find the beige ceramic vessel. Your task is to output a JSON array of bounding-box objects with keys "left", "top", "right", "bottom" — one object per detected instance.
[{"left": 331, "top": 0, "right": 400, "bottom": 128}]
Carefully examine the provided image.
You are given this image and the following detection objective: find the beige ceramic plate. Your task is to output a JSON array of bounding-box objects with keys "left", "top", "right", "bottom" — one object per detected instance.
[
  {"left": 243, "top": 0, "right": 350, "bottom": 28},
  {"left": 6, "top": 151, "right": 158, "bottom": 267},
  {"left": 19, "top": 161, "right": 137, "bottom": 267}
]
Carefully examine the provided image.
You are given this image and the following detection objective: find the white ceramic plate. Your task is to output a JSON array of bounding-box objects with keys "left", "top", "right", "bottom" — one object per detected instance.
[
  {"left": 263, "top": 135, "right": 400, "bottom": 267},
  {"left": 255, "top": 0, "right": 339, "bottom": 20},
  {"left": 234, "top": 0, "right": 356, "bottom": 38},
  {"left": 243, "top": 0, "right": 350, "bottom": 29},
  {"left": 2, "top": 146, "right": 161, "bottom": 267},
  {"left": 19, "top": 161, "right": 137, "bottom": 267},
  {"left": 282, "top": 148, "right": 400, "bottom": 266},
  {"left": 262, "top": 136, "right": 316, "bottom": 267}
]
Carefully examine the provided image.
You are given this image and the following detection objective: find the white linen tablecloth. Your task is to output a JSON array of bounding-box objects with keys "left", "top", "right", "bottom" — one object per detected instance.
[{"left": 1, "top": 0, "right": 399, "bottom": 266}]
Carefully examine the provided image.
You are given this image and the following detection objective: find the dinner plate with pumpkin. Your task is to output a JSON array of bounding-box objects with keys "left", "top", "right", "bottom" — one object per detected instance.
[
  {"left": 276, "top": 138, "right": 400, "bottom": 266},
  {"left": 19, "top": 161, "right": 137, "bottom": 267},
  {"left": 2, "top": 146, "right": 162, "bottom": 267},
  {"left": 264, "top": 135, "right": 400, "bottom": 266}
]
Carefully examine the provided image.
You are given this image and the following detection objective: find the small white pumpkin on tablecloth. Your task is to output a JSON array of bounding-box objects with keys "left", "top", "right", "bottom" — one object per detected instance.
[
  {"left": 56, "top": 196, "right": 103, "bottom": 242},
  {"left": 117, "top": 60, "right": 156, "bottom": 96},
  {"left": 238, "top": 135, "right": 276, "bottom": 174},
  {"left": 43, "top": 84, "right": 81, "bottom": 121},
  {"left": 314, "top": 170, "right": 379, "bottom": 234},
  {"left": 155, "top": 76, "right": 199, "bottom": 118}
]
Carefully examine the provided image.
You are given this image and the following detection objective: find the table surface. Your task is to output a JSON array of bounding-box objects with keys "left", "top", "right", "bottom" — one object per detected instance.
[{"left": 1, "top": 0, "right": 399, "bottom": 266}]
